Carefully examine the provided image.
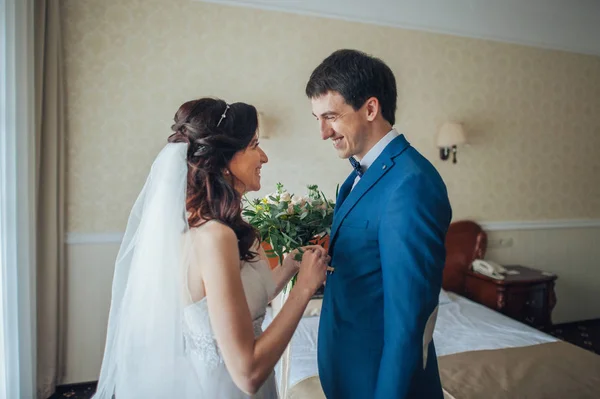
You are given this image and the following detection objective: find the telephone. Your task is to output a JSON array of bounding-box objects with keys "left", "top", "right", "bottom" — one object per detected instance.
[{"left": 471, "top": 259, "right": 507, "bottom": 280}]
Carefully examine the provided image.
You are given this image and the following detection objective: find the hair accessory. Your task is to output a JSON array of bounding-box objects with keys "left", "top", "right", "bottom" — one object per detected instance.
[
  {"left": 193, "top": 145, "right": 207, "bottom": 157},
  {"left": 217, "top": 104, "right": 230, "bottom": 127}
]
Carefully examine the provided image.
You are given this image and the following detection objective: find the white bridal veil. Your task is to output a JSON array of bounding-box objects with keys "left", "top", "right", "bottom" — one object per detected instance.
[{"left": 93, "top": 143, "right": 203, "bottom": 398}]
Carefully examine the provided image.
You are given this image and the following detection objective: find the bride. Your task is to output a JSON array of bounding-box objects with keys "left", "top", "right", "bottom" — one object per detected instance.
[{"left": 92, "top": 98, "right": 329, "bottom": 398}]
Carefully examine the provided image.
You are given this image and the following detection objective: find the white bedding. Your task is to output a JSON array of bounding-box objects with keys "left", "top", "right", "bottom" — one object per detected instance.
[
  {"left": 433, "top": 291, "right": 557, "bottom": 356},
  {"left": 262, "top": 291, "right": 558, "bottom": 388}
]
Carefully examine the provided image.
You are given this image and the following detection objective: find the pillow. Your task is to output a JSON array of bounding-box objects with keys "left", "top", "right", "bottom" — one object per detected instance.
[{"left": 439, "top": 289, "right": 452, "bottom": 305}]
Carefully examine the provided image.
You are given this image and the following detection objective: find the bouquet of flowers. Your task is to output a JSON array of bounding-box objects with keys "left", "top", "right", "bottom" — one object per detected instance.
[{"left": 243, "top": 183, "right": 335, "bottom": 287}]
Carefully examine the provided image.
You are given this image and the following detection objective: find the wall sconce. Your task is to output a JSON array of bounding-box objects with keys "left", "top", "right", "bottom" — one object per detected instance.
[
  {"left": 437, "top": 122, "right": 466, "bottom": 164},
  {"left": 257, "top": 111, "right": 270, "bottom": 139}
]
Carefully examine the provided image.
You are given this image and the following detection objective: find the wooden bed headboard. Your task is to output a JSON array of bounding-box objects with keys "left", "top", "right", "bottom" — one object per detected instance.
[{"left": 442, "top": 220, "right": 488, "bottom": 295}]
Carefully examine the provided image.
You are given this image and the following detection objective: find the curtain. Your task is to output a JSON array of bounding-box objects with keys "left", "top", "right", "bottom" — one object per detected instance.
[{"left": 34, "top": 0, "right": 66, "bottom": 398}]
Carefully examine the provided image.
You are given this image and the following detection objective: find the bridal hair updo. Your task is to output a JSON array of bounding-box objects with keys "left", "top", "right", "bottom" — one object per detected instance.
[{"left": 168, "top": 98, "right": 259, "bottom": 261}]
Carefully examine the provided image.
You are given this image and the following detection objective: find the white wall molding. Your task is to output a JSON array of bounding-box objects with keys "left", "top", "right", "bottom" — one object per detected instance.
[
  {"left": 194, "top": 0, "right": 600, "bottom": 57},
  {"left": 66, "top": 219, "right": 600, "bottom": 244},
  {"left": 480, "top": 219, "right": 600, "bottom": 231},
  {"left": 66, "top": 232, "right": 125, "bottom": 245}
]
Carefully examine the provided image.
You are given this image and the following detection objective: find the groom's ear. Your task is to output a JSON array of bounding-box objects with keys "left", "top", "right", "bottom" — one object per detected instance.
[{"left": 364, "top": 97, "right": 380, "bottom": 122}]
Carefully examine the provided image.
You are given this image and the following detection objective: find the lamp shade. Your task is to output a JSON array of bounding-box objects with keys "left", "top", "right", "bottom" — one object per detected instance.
[
  {"left": 257, "top": 111, "right": 269, "bottom": 138},
  {"left": 437, "top": 122, "right": 466, "bottom": 147}
]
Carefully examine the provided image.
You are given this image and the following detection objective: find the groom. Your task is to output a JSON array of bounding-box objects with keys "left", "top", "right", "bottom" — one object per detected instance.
[{"left": 305, "top": 49, "right": 452, "bottom": 399}]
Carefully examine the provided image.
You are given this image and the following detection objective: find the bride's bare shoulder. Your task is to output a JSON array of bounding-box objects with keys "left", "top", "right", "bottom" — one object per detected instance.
[{"left": 188, "top": 220, "right": 237, "bottom": 248}]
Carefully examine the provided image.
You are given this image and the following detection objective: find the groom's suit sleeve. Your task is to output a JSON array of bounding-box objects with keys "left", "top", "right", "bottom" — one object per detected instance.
[{"left": 374, "top": 173, "right": 449, "bottom": 399}]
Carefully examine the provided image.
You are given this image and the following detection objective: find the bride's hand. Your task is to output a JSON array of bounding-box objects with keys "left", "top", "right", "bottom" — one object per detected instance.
[
  {"left": 283, "top": 245, "right": 329, "bottom": 272},
  {"left": 281, "top": 250, "right": 301, "bottom": 273},
  {"left": 295, "top": 246, "right": 330, "bottom": 294}
]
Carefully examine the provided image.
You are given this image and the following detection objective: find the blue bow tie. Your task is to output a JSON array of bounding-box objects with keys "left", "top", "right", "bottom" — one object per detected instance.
[{"left": 349, "top": 156, "right": 363, "bottom": 177}]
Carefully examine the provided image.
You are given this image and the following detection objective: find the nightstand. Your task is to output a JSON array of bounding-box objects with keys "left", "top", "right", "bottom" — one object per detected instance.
[{"left": 464, "top": 265, "right": 557, "bottom": 328}]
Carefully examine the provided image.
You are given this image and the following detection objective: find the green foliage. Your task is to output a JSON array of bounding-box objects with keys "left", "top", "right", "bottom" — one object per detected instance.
[{"left": 242, "top": 183, "right": 335, "bottom": 272}]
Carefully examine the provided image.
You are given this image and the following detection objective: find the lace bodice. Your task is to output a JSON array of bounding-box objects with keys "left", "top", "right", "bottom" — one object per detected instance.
[{"left": 182, "top": 258, "right": 278, "bottom": 398}]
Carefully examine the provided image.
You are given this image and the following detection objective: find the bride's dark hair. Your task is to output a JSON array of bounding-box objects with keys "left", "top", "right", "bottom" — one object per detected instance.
[{"left": 168, "top": 98, "right": 259, "bottom": 261}]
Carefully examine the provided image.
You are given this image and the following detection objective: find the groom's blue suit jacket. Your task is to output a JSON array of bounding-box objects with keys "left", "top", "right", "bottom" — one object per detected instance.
[{"left": 318, "top": 134, "right": 452, "bottom": 399}]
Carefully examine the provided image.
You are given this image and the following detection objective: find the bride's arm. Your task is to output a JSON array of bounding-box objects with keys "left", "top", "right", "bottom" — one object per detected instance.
[{"left": 194, "top": 222, "right": 326, "bottom": 395}]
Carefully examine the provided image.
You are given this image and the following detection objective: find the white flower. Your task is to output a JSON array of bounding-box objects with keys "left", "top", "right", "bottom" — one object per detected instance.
[
  {"left": 291, "top": 195, "right": 304, "bottom": 206},
  {"left": 280, "top": 192, "right": 291, "bottom": 202},
  {"left": 287, "top": 204, "right": 295, "bottom": 214},
  {"left": 265, "top": 192, "right": 278, "bottom": 204}
]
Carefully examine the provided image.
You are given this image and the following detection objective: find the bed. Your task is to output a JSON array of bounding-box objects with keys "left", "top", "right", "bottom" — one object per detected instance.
[
  {"left": 263, "top": 221, "right": 600, "bottom": 398},
  {"left": 264, "top": 290, "right": 600, "bottom": 399}
]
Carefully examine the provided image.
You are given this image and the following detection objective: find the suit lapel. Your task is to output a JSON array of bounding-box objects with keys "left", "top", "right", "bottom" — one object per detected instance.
[{"left": 329, "top": 135, "right": 411, "bottom": 249}]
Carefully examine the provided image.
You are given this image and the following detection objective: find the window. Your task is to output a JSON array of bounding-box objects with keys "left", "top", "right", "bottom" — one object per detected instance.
[{"left": 0, "top": 1, "right": 36, "bottom": 398}]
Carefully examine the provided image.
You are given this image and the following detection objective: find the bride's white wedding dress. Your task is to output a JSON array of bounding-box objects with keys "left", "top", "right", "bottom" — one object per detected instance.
[
  {"left": 183, "top": 257, "right": 278, "bottom": 398},
  {"left": 93, "top": 145, "right": 280, "bottom": 398}
]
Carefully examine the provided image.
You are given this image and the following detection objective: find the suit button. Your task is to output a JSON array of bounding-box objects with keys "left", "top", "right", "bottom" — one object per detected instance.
[{"left": 382, "top": 165, "right": 387, "bottom": 170}]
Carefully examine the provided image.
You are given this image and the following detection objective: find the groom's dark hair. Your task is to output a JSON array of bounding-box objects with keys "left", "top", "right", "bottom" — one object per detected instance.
[{"left": 305, "top": 49, "right": 397, "bottom": 125}]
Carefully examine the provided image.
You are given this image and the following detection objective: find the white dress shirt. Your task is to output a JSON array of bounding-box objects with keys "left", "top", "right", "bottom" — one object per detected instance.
[{"left": 352, "top": 129, "right": 400, "bottom": 190}]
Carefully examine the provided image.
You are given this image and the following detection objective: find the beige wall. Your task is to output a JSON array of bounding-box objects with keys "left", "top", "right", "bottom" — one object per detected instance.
[
  {"left": 64, "top": 244, "right": 116, "bottom": 384},
  {"left": 485, "top": 228, "right": 600, "bottom": 324},
  {"left": 60, "top": 0, "right": 600, "bottom": 385},
  {"left": 62, "top": 0, "right": 600, "bottom": 234}
]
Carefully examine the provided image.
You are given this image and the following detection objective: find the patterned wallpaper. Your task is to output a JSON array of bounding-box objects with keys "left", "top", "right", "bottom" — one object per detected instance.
[{"left": 62, "top": 0, "right": 600, "bottom": 233}]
